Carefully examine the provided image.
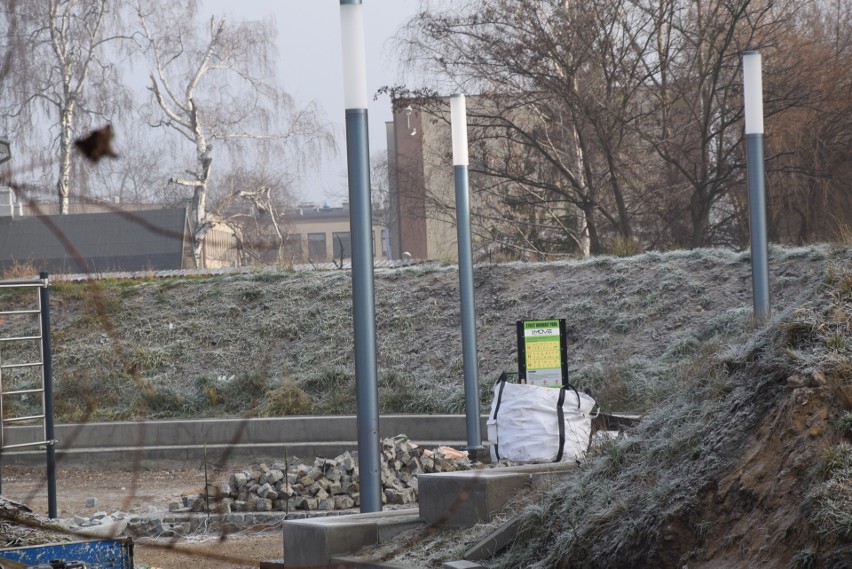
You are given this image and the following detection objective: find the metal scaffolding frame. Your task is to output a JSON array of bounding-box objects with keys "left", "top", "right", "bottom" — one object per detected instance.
[{"left": 0, "top": 274, "right": 57, "bottom": 517}]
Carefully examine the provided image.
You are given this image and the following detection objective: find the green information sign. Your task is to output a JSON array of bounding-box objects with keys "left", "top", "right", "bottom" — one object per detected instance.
[{"left": 516, "top": 319, "right": 568, "bottom": 387}]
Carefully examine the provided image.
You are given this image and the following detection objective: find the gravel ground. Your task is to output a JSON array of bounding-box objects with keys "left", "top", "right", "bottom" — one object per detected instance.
[{"left": 1, "top": 465, "right": 284, "bottom": 569}]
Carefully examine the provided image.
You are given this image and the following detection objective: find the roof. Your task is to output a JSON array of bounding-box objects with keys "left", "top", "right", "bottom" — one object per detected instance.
[
  {"left": 0, "top": 207, "right": 188, "bottom": 274},
  {"left": 19, "top": 201, "right": 181, "bottom": 216},
  {"left": 283, "top": 205, "right": 387, "bottom": 224},
  {"left": 285, "top": 205, "right": 350, "bottom": 221}
]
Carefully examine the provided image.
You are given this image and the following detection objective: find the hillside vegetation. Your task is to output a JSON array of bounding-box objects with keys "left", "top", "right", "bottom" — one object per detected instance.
[
  {"left": 1, "top": 243, "right": 849, "bottom": 567},
  {"left": 0, "top": 244, "right": 844, "bottom": 425},
  {"left": 492, "top": 249, "right": 852, "bottom": 568},
  {"left": 349, "top": 244, "right": 852, "bottom": 568}
]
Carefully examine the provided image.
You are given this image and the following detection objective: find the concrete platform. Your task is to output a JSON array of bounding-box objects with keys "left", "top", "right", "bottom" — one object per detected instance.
[
  {"left": 418, "top": 462, "right": 576, "bottom": 528},
  {"left": 280, "top": 462, "right": 576, "bottom": 566},
  {"left": 283, "top": 509, "right": 422, "bottom": 568}
]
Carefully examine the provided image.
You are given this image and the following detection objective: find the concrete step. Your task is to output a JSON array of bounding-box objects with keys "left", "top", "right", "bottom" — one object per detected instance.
[
  {"left": 2, "top": 413, "right": 636, "bottom": 468},
  {"left": 418, "top": 462, "right": 576, "bottom": 528},
  {"left": 283, "top": 509, "right": 423, "bottom": 568},
  {"left": 3, "top": 415, "right": 488, "bottom": 448},
  {"left": 280, "top": 462, "right": 576, "bottom": 566}
]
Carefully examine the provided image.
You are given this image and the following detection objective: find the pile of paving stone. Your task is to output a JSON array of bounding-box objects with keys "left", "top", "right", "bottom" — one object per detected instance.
[{"left": 187, "top": 436, "right": 479, "bottom": 513}]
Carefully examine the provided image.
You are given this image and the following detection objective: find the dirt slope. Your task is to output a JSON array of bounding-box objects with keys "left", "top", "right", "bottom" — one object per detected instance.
[{"left": 489, "top": 254, "right": 852, "bottom": 569}]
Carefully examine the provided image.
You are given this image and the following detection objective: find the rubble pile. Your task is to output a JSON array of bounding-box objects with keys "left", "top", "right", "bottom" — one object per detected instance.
[
  {"left": 59, "top": 511, "right": 131, "bottom": 538},
  {"left": 187, "top": 436, "right": 480, "bottom": 513},
  {"left": 0, "top": 496, "right": 71, "bottom": 547}
]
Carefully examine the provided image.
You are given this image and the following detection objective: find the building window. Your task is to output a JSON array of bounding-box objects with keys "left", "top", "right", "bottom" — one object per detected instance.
[
  {"left": 332, "top": 231, "right": 352, "bottom": 260},
  {"left": 380, "top": 229, "right": 389, "bottom": 259},
  {"left": 308, "top": 233, "right": 326, "bottom": 261},
  {"left": 284, "top": 233, "right": 303, "bottom": 262}
]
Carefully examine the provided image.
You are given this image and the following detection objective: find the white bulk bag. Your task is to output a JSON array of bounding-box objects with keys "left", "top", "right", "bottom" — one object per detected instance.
[{"left": 488, "top": 379, "right": 596, "bottom": 464}]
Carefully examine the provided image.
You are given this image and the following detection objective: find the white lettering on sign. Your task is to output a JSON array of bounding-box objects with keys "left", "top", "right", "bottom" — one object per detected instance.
[{"left": 524, "top": 328, "right": 558, "bottom": 337}]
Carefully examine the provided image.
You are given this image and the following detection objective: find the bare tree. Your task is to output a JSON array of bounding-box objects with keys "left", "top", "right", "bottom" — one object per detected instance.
[
  {"left": 210, "top": 161, "right": 300, "bottom": 265},
  {"left": 134, "top": 0, "right": 335, "bottom": 268},
  {"left": 370, "top": 150, "right": 393, "bottom": 226},
  {"left": 87, "top": 129, "right": 183, "bottom": 204},
  {"left": 399, "top": 0, "right": 826, "bottom": 254},
  {"left": 0, "top": 1, "right": 21, "bottom": 91},
  {"left": 761, "top": 0, "right": 852, "bottom": 243},
  {"left": 627, "top": 0, "right": 792, "bottom": 247},
  {"left": 398, "top": 0, "right": 657, "bottom": 257},
  {"left": 0, "top": 0, "right": 132, "bottom": 213}
]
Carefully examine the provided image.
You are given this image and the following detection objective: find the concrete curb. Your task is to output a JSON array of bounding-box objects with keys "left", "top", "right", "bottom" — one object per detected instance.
[
  {"left": 2, "top": 415, "right": 489, "bottom": 467},
  {"left": 125, "top": 507, "right": 384, "bottom": 538},
  {"left": 464, "top": 517, "right": 521, "bottom": 561}
]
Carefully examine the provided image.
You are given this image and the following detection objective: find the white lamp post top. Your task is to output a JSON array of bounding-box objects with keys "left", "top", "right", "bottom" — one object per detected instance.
[
  {"left": 340, "top": 0, "right": 368, "bottom": 110},
  {"left": 450, "top": 94, "right": 469, "bottom": 166},
  {"left": 743, "top": 50, "right": 764, "bottom": 135}
]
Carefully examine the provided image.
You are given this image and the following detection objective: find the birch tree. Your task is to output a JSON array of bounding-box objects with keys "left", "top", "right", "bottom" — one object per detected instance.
[
  {"left": 209, "top": 160, "right": 300, "bottom": 265},
  {"left": 0, "top": 0, "right": 131, "bottom": 213},
  {"left": 135, "top": 0, "right": 334, "bottom": 268}
]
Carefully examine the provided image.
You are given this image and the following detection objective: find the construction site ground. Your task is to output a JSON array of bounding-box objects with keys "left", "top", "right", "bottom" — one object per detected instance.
[{"left": 1, "top": 465, "right": 284, "bottom": 569}]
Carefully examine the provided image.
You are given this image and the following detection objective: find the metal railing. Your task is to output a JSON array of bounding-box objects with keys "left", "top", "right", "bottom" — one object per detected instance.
[{"left": 0, "top": 273, "right": 57, "bottom": 517}]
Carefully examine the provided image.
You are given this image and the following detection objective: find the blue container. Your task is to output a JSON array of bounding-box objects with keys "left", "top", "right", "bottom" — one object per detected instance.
[{"left": 0, "top": 539, "right": 132, "bottom": 569}]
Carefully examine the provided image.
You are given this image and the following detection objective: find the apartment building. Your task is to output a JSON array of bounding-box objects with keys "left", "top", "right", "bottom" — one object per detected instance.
[{"left": 281, "top": 202, "right": 390, "bottom": 264}]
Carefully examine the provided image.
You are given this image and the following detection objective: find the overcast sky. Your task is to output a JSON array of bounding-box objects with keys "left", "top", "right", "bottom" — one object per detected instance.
[{"left": 201, "top": 0, "right": 421, "bottom": 206}]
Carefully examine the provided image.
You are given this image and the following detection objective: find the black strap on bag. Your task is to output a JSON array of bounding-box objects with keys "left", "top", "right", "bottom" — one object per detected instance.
[
  {"left": 491, "top": 371, "right": 517, "bottom": 461},
  {"left": 555, "top": 387, "right": 566, "bottom": 462},
  {"left": 554, "top": 383, "right": 581, "bottom": 463}
]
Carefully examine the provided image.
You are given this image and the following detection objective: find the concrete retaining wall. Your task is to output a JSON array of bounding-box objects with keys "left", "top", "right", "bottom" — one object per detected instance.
[{"left": 1, "top": 415, "right": 489, "bottom": 468}]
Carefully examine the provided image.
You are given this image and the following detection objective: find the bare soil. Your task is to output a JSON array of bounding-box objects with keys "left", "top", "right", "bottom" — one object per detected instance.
[
  {"left": 1, "top": 466, "right": 283, "bottom": 569},
  {"left": 2, "top": 466, "right": 208, "bottom": 517},
  {"left": 133, "top": 533, "right": 283, "bottom": 569}
]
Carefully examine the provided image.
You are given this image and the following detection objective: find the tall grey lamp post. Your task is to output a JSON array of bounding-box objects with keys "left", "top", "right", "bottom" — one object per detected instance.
[
  {"left": 743, "top": 51, "right": 770, "bottom": 324},
  {"left": 450, "top": 94, "right": 483, "bottom": 457},
  {"left": 340, "top": 0, "right": 382, "bottom": 513},
  {"left": 40, "top": 272, "right": 58, "bottom": 519}
]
